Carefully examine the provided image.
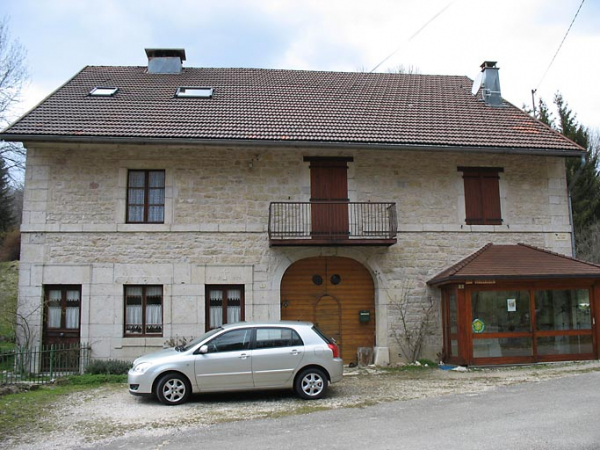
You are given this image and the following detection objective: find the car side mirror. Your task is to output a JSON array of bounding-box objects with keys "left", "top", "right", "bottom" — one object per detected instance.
[{"left": 198, "top": 345, "right": 209, "bottom": 354}]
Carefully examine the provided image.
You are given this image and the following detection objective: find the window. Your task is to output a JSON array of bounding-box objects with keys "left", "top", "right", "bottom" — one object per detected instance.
[
  {"left": 127, "top": 170, "right": 165, "bottom": 223},
  {"left": 458, "top": 167, "right": 503, "bottom": 225},
  {"left": 89, "top": 87, "right": 118, "bottom": 97},
  {"left": 205, "top": 329, "right": 252, "bottom": 353},
  {"left": 175, "top": 87, "right": 213, "bottom": 98},
  {"left": 45, "top": 286, "right": 81, "bottom": 330},
  {"left": 254, "top": 328, "right": 303, "bottom": 349},
  {"left": 206, "top": 286, "right": 245, "bottom": 330},
  {"left": 124, "top": 285, "right": 163, "bottom": 336}
]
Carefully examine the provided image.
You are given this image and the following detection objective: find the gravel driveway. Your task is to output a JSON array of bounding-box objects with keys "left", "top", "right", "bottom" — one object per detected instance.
[{"left": 7, "top": 361, "right": 600, "bottom": 450}]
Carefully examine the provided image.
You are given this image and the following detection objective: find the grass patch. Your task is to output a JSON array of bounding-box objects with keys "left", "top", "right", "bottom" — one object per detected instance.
[
  {"left": 0, "top": 374, "right": 126, "bottom": 444},
  {"left": 0, "top": 261, "right": 18, "bottom": 343}
]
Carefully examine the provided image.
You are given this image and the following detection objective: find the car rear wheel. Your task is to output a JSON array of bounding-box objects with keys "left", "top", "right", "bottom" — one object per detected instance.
[
  {"left": 156, "top": 373, "right": 191, "bottom": 405},
  {"left": 295, "top": 368, "right": 328, "bottom": 400}
]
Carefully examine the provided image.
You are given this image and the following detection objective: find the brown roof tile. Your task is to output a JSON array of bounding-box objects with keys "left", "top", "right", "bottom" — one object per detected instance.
[
  {"left": 1, "top": 66, "right": 583, "bottom": 153},
  {"left": 428, "top": 244, "right": 600, "bottom": 285}
]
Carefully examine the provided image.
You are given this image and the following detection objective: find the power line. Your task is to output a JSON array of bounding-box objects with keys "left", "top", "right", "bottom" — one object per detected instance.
[
  {"left": 535, "top": 0, "right": 586, "bottom": 90},
  {"left": 369, "top": 1, "right": 458, "bottom": 73}
]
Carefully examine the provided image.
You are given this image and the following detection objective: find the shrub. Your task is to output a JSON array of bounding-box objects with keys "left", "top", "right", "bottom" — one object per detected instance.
[
  {"left": 0, "top": 230, "right": 20, "bottom": 261},
  {"left": 85, "top": 359, "right": 132, "bottom": 375}
]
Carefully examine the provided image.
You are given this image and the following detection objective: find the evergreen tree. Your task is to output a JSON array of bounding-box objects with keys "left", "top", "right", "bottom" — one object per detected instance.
[
  {"left": 0, "top": 156, "right": 13, "bottom": 232},
  {"left": 553, "top": 93, "right": 600, "bottom": 236}
]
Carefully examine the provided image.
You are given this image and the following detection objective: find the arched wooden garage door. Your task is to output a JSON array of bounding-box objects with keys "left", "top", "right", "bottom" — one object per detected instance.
[{"left": 280, "top": 257, "right": 375, "bottom": 363}]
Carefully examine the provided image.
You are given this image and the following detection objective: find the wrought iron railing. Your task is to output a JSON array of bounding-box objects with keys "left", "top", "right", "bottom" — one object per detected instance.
[
  {"left": 268, "top": 202, "right": 397, "bottom": 242},
  {"left": 0, "top": 343, "right": 91, "bottom": 385}
]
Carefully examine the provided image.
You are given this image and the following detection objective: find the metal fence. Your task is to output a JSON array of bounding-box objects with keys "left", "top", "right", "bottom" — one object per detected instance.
[
  {"left": 269, "top": 201, "right": 398, "bottom": 241},
  {"left": 0, "top": 343, "right": 91, "bottom": 385}
]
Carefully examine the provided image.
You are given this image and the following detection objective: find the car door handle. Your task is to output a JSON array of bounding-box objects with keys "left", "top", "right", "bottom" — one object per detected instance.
[
  {"left": 239, "top": 353, "right": 250, "bottom": 359},
  {"left": 290, "top": 349, "right": 299, "bottom": 356}
]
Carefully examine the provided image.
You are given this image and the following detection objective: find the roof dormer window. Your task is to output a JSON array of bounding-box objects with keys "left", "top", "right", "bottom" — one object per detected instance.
[
  {"left": 89, "top": 87, "right": 118, "bottom": 97},
  {"left": 175, "top": 87, "right": 213, "bottom": 98}
]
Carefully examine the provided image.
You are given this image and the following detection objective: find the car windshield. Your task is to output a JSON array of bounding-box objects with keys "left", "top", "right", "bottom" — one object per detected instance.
[{"left": 180, "top": 327, "right": 223, "bottom": 351}]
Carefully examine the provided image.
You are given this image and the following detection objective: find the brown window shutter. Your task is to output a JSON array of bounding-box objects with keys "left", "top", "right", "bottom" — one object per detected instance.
[
  {"left": 463, "top": 171, "right": 484, "bottom": 225},
  {"left": 459, "top": 167, "right": 503, "bottom": 225},
  {"left": 481, "top": 172, "right": 502, "bottom": 225}
]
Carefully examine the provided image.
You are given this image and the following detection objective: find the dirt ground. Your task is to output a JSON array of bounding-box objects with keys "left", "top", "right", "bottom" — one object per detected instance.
[{"left": 6, "top": 360, "right": 600, "bottom": 450}]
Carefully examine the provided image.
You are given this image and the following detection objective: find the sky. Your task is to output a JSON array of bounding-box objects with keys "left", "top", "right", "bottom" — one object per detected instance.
[{"left": 3, "top": 0, "right": 600, "bottom": 131}]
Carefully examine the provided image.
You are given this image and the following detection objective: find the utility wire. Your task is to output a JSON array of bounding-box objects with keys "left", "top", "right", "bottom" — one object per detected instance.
[
  {"left": 535, "top": 0, "right": 586, "bottom": 90},
  {"left": 369, "top": 0, "right": 458, "bottom": 73}
]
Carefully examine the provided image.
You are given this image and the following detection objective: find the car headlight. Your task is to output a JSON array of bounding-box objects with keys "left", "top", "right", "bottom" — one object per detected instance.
[{"left": 132, "top": 362, "right": 153, "bottom": 374}]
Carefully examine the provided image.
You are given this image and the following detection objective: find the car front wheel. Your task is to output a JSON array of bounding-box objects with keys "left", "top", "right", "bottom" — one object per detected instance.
[
  {"left": 295, "top": 368, "right": 328, "bottom": 400},
  {"left": 156, "top": 373, "right": 191, "bottom": 405}
]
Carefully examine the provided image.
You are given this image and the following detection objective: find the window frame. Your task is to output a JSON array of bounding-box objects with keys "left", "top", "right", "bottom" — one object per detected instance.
[
  {"left": 124, "top": 285, "right": 164, "bottom": 337},
  {"left": 205, "top": 285, "right": 245, "bottom": 331},
  {"left": 126, "top": 170, "right": 166, "bottom": 224},
  {"left": 458, "top": 167, "right": 503, "bottom": 226},
  {"left": 43, "top": 285, "right": 82, "bottom": 331}
]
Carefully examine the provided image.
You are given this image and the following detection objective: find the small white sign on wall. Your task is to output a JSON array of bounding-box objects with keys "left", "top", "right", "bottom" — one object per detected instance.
[{"left": 507, "top": 298, "right": 517, "bottom": 312}]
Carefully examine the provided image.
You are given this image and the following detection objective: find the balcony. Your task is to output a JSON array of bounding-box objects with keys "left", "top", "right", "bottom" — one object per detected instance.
[{"left": 268, "top": 202, "right": 397, "bottom": 246}]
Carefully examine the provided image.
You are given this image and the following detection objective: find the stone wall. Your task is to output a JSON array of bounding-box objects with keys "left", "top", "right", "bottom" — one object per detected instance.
[{"left": 18, "top": 142, "right": 572, "bottom": 362}]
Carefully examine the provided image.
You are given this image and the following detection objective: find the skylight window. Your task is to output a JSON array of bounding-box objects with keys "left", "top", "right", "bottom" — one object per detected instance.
[
  {"left": 89, "top": 87, "right": 118, "bottom": 97},
  {"left": 175, "top": 87, "right": 213, "bottom": 98}
]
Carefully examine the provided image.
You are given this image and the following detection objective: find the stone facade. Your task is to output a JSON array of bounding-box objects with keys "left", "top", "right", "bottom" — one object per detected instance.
[{"left": 18, "top": 142, "right": 573, "bottom": 362}]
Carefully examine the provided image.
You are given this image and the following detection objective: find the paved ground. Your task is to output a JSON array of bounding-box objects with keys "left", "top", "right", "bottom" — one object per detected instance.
[
  {"left": 5, "top": 361, "right": 600, "bottom": 449},
  {"left": 97, "top": 371, "right": 600, "bottom": 450}
]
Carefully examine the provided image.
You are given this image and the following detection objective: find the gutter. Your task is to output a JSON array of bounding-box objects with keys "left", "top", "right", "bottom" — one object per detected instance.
[{"left": 0, "top": 134, "right": 586, "bottom": 158}]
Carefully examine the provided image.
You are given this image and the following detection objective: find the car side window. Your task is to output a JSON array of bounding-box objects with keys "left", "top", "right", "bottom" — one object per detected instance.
[
  {"left": 254, "top": 328, "right": 304, "bottom": 349},
  {"left": 206, "top": 329, "right": 251, "bottom": 353}
]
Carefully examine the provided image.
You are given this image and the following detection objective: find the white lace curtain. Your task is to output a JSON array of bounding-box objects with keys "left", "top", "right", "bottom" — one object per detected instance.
[
  {"left": 47, "top": 289, "right": 79, "bottom": 329},
  {"left": 209, "top": 289, "right": 242, "bottom": 328},
  {"left": 126, "top": 286, "right": 162, "bottom": 333}
]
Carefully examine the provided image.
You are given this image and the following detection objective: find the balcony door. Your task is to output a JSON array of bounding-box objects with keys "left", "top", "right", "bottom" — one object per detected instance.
[{"left": 306, "top": 157, "right": 351, "bottom": 239}]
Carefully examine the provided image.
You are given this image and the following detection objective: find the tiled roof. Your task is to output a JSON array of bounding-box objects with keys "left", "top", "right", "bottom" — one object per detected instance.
[
  {"left": 1, "top": 66, "right": 583, "bottom": 153},
  {"left": 428, "top": 244, "right": 600, "bottom": 286}
]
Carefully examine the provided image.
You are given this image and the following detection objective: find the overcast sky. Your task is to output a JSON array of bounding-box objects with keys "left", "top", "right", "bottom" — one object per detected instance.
[{"left": 4, "top": 0, "right": 600, "bottom": 131}]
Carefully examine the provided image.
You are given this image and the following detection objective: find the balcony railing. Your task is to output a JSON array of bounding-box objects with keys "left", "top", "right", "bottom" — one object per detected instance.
[{"left": 268, "top": 202, "right": 397, "bottom": 246}]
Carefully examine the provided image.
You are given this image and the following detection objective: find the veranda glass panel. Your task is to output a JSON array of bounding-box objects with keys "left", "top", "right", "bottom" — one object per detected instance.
[
  {"left": 537, "top": 335, "right": 593, "bottom": 355},
  {"left": 471, "top": 291, "right": 530, "bottom": 333},
  {"left": 535, "top": 289, "right": 591, "bottom": 331},
  {"left": 473, "top": 337, "right": 533, "bottom": 358},
  {"left": 449, "top": 292, "right": 458, "bottom": 334}
]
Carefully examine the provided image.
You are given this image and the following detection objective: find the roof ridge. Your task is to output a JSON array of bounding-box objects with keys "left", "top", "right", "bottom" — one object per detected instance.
[{"left": 517, "top": 242, "right": 600, "bottom": 269}]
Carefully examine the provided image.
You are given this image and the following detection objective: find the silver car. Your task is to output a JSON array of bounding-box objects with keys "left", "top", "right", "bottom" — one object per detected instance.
[{"left": 128, "top": 321, "right": 343, "bottom": 405}]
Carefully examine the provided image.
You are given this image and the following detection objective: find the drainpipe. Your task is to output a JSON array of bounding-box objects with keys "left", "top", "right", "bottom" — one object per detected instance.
[{"left": 568, "top": 154, "right": 586, "bottom": 257}]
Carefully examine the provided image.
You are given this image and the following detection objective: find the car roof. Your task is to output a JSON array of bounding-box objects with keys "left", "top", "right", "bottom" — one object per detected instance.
[{"left": 220, "top": 321, "right": 314, "bottom": 330}]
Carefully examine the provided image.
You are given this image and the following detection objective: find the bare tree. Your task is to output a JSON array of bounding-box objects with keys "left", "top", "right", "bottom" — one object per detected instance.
[
  {"left": 0, "top": 17, "right": 28, "bottom": 179},
  {"left": 389, "top": 280, "right": 437, "bottom": 363}
]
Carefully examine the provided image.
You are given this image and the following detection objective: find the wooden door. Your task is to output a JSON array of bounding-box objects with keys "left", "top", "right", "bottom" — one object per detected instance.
[
  {"left": 309, "top": 159, "right": 349, "bottom": 238},
  {"left": 315, "top": 295, "right": 341, "bottom": 347},
  {"left": 281, "top": 257, "right": 375, "bottom": 363},
  {"left": 42, "top": 286, "right": 82, "bottom": 371}
]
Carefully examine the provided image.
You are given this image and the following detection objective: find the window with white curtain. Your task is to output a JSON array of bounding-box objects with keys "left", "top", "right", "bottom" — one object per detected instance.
[
  {"left": 127, "top": 170, "right": 165, "bottom": 223},
  {"left": 125, "top": 285, "right": 163, "bottom": 336},
  {"left": 206, "top": 286, "right": 244, "bottom": 330},
  {"left": 45, "top": 286, "right": 81, "bottom": 330}
]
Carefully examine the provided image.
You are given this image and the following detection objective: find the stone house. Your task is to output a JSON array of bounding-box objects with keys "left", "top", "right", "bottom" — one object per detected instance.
[{"left": 2, "top": 49, "right": 600, "bottom": 366}]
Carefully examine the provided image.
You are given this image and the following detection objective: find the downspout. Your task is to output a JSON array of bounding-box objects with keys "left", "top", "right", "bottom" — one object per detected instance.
[{"left": 568, "top": 154, "right": 586, "bottom": 257}]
